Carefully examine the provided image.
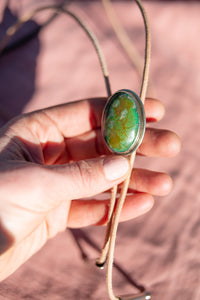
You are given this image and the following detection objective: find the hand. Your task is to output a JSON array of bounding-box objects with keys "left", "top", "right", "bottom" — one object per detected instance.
[{"left": 0, "top": 97, "right": 180, "bottom": 280}]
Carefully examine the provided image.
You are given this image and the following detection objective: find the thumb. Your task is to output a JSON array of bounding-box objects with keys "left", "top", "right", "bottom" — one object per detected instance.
[
  {"left": 44, "top": 156, "right": 130, "bottom": 208},
  {"left": 0, "top": 157, "right": 130, "bottom": 255}
]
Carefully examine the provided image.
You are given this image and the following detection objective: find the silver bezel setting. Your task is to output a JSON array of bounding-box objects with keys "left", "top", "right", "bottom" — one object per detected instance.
[{"left": 102, "top": 89, "right": 146, "bottom": 155}]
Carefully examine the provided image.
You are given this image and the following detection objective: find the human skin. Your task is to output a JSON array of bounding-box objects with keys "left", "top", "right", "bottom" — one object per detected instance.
[{"left": 0, "top": 97, "right": 181, "bottom": 281}]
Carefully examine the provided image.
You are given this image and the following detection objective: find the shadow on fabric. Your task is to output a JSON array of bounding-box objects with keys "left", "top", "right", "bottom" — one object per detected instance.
[{"left": 0, "top": 4, "right": 40, "bottom": 125}]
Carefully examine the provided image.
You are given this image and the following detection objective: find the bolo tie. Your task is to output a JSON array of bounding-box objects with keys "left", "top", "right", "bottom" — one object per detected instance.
[{"left": 0, "top": 1, "right": 151, "bottom": 299}]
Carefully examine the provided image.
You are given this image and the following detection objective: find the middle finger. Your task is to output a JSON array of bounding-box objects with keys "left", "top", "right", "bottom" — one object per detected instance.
[{"left": 65, "top": 126, "right": 180, "bottom": 161}]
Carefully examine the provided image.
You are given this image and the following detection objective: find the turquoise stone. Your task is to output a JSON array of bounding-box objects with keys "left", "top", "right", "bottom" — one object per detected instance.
[{"left": 102, "top": 89, "right": 145, "bottom": 154}]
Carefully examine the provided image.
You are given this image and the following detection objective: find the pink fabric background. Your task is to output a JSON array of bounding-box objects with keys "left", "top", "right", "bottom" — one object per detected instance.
[{"left": 0, "top": 1, "right": 200, "bottom": 299}]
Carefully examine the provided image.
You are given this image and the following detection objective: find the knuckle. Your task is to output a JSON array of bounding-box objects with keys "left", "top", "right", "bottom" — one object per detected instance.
[{"left": 74, "top": 160, "right": 94, "bottom": 192}]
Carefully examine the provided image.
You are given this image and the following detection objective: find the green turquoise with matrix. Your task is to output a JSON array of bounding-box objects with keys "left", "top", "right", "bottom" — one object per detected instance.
[{"left": 102, "top": 90, "right": 146, "bottom": 154}]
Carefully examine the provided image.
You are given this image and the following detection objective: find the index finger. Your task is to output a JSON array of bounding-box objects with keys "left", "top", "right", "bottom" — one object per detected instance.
[
  {"left": 41, "top": 97, "right": 165, "bottom": 139},
  {"left": 42, "top": 98, "right": 106, "bottom": 138}
]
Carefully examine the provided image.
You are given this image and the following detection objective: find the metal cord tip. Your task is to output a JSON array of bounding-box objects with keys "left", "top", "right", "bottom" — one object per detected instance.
[
  {"left": 118, "top": 291, "right": 151, "bottom": 300},
  {"left": 95, "top": 260, "right": 106, "bottom": 269}
]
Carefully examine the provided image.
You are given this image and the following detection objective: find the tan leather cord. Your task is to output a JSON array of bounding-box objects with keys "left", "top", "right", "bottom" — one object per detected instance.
[
  {"left": 102, "top": 0, "right": 153, "bottom": 97},
  {"left": 103, "top": 0, "right": 143, "bottom": 77},
  {"left": 0, "top": 2, "right": 151, "bottom": 299},
  {"left": 97, "top": 1, "right": 151, "bottom": 299},
  {"left": 96, "top": 0, "right": 151, "bottom": 271}
]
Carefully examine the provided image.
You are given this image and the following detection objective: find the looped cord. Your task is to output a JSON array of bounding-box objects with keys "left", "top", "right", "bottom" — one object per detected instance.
[
  {"left": 0, "top": 1, "right": 151, "bottom": 299},
  {"left": 96, "top": 1, "right": 151, "bottom": 299}
]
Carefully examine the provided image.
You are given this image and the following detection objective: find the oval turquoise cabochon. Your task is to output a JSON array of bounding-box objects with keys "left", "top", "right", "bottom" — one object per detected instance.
[{"left": 102, "top": 89, "right": 146, "bottom": 155}]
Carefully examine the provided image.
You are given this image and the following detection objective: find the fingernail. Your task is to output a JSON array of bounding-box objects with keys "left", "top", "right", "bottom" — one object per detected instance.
[{"left": 103, "top": 156, "right": 130, "bottom": 181}]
